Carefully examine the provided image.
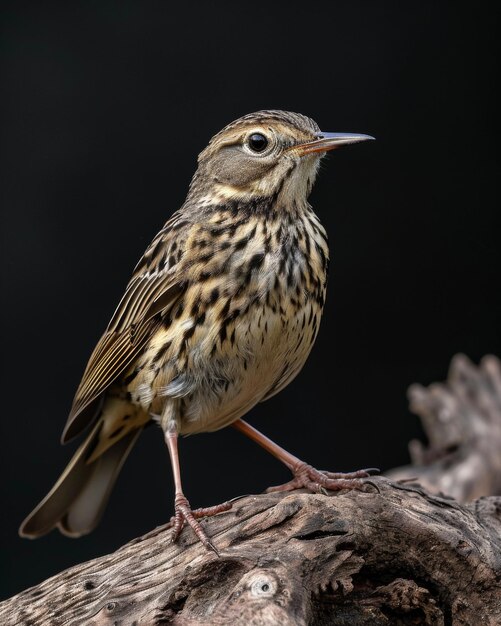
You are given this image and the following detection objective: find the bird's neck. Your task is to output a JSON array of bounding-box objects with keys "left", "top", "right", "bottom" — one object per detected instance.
[{"left": 186, "top": 158, "right": 318, "bottom": 220}]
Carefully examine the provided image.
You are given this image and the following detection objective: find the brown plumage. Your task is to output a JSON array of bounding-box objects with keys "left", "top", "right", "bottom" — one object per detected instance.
[{"left": 20, "top": 110, "right": 374, "bottom": 551}]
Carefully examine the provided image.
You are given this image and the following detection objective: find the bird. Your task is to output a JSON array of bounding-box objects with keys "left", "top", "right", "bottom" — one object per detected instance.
[{"left": 20, "top": 110, "right": 374, "bottom": 552}]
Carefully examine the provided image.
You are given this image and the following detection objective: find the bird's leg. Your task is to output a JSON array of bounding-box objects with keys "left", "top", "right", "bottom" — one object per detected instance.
[
  {"left": 232, "top": 419, "right": 377, "bottom": 494},
  {"left": 163, "top": 406, "right": 231, "bottom": 554}
]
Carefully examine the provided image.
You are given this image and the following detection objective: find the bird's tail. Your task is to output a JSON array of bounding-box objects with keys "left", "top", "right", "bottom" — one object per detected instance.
[{"left": 19, "top": 405, "right": 145, "bottom": 539}]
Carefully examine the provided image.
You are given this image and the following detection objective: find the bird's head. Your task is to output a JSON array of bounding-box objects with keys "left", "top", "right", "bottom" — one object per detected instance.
[{"left": 190, "top": 110, "right": 373, "bottom": 208}]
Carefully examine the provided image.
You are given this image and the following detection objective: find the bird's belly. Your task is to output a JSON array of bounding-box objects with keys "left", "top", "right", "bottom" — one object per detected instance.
[
  {"left": 128, "top": 294, "right": 319, "bottom": 435},
  {"left": 181, "top": 296, "right": 319, "bottom": 434}
]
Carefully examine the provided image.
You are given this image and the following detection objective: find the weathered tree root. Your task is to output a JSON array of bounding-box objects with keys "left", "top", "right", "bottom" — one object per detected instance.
[{"left": 1, "top": 479, "right": 500, "bottom": 625}]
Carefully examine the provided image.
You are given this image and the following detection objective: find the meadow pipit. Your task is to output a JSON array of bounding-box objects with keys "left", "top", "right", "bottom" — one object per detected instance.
[{"left": 20, "top": 110, "right": 374, "bottom": 552}]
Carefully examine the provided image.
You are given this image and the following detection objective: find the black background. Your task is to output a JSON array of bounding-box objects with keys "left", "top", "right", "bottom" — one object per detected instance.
[{"left": 1, "top": 1, "right": 499, "bottom": 599}]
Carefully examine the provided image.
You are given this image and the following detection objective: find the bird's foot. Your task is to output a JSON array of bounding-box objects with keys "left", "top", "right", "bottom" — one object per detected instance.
[
  {"left": 265, "top": 462, "right": 379, "bottom": 495},
  {"left": 169, "top": 494, "right": 232, "bottom": 554}
]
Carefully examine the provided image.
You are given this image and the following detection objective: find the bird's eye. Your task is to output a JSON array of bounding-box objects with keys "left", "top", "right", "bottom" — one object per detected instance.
[{"left": 247, "top": 133, "right": 269, "bottom": 153}]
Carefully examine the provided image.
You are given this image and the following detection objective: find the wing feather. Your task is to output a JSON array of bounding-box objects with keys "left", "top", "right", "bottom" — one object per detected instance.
[{"left": 62, "top": 212, "right": 190, "bottom": 442}]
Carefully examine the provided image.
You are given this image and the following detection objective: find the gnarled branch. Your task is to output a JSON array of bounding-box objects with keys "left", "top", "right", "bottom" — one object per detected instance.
[{"left": 1, "top": 483, "right": 500, "bottom": 625}]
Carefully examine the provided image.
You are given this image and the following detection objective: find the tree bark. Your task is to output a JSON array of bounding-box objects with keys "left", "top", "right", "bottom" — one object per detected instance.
[{"left": 1, "top": 355, "right": 501, "bottom": 625}]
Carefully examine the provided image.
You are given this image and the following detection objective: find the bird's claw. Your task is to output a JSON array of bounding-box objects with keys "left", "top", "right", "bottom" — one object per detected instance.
[
  {"left": 265, "top": 463, "right": 377, "bottom": 494},
  {"left": 169, "top": 494, "right": 232, "bottom": 554}
]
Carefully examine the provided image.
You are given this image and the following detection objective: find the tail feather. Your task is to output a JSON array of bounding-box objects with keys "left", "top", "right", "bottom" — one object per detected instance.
[{"left": 19, "top": 421, "right": 142, "bottom": 538}]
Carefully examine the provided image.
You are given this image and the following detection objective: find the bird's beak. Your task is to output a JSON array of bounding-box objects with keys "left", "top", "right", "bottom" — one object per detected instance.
[{"left": 291, "top": 132, "right": 375, "bottom": 156}]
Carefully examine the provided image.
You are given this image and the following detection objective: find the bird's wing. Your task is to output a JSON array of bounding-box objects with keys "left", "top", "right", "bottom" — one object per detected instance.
[{"left": 61, "top": 212, "right": 190, "bottom": 443}]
